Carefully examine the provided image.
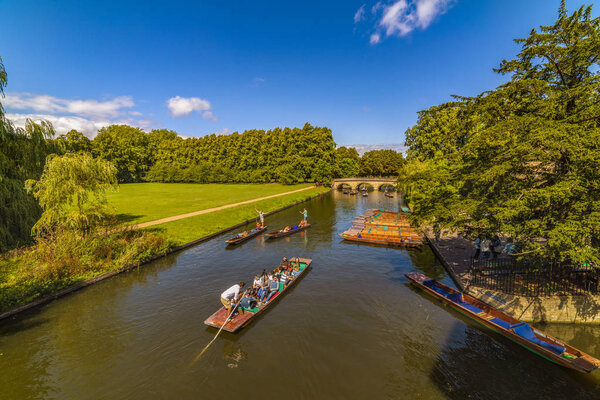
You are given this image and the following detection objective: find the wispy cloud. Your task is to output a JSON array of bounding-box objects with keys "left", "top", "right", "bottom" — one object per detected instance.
[
  {"left": 167, "top": 96, "right": 216, "bottom": 121},
  {"left": 354, "top": 4, "right": 366, "bottom": 23},
  {"left": 355, "top": 0, "right": 454, "bottom": 44},
  {"left": 3, "top": 92, "right": 148, "bottom": 137}
]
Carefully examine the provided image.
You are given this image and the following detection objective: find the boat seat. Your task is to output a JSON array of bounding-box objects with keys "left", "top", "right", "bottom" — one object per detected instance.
[
  {"left": 490, "top": 318, "right": 512, "bottom": 329},
  {"left": 446, "top": 292, "right": 464, "bottom": 303},
  {"left": 511, "top": 323, "right": 566, "bottom": 355}
]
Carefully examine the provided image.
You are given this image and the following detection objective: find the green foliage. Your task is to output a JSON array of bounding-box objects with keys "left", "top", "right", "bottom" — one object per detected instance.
[
  {"left": 0, "top": 96, "right": 56, "bottom": 250},
  {"left": 402, "top": 2, "right": 600, "bottom": 265},
  {"left": 0, "top": 229, "right": 171, "bottom": 312},
  {"left": 334, "top": 157, "right": 360, "bottom": 178},
  {"left": 56, "top": 129, "right": 92, "bottom": 153},
  {"left": 359, "top": 149, "right": 405, "bottom": 176},
  {"left": 26, "top": 153, "right": 118, "bottom": 237},
  {"left": 93, "top": 124, "right": 150, "bottom": 182}
]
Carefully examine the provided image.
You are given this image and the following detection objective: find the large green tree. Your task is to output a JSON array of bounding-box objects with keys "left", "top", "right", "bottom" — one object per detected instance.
[
  {"left": 26, "top": 153, "right": 118, "bottom": 237},
  {"left": 93, "top": 125, "right": 150, "bottom": 182},
  {"left": 402, "top": 2, "right": 600, "bottom": 265},
  {"left": 359, "top": 149, "right": 405, "bottom": 177},
  {"left": 0, "top": 57, "right": 56, "bottom": 251}
]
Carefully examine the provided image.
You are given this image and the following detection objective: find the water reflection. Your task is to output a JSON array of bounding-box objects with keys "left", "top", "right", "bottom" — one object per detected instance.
[{"left": 2, "top": 191, "right": 600, "bottom": 400}]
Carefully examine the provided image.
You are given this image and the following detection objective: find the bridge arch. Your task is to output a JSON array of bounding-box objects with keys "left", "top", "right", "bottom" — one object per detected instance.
[{"left": 332, "top": 177, "right": 399, "bottom": 192}]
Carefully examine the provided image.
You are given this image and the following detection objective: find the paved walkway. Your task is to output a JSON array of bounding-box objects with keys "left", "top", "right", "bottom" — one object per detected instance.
[{"left": 132, "top": 185, "right": 316, "bottom": 229}]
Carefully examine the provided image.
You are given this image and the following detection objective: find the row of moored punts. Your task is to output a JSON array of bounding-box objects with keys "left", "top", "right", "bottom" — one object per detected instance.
[{"left": 340, "top": 209, "right": 424, "bottom": 247}]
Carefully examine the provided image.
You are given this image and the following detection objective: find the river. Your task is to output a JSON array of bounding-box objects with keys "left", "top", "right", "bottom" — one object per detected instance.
[{"left": 1, "top": 191, "right": 600, "bottom": 399}]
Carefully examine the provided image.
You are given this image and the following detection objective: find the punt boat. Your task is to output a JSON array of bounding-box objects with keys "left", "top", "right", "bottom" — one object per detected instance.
[
  {"left": 204, "top": 258, "right": 312, "bottom": 332},
  {"left": 405, "top": 272, "right": 600, "bottom": 373},
  {"left": 265, "top": 223, "right": 311, "bottom": 239},
  {"left": 385, "top": 192, "right": 394, "bottom": 198},
  {"left": 225, "top": 226, "right": 267, "bottom": 245}
]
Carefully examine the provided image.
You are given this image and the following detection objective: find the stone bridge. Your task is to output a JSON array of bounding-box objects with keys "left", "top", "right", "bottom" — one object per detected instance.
[{"left": 331, "top": 177, "right": 398, "bottom": 190}]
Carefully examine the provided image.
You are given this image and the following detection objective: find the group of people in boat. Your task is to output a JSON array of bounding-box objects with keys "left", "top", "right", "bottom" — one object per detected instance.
[
  {"left": 232, "top": 208, "right": 266, "bottom": 239},
  {"left": 280, "top": 209, "right": 308, "bottom": 232},
  {"left": 220, "top": 257, "right": 303, "bottom": 319}
]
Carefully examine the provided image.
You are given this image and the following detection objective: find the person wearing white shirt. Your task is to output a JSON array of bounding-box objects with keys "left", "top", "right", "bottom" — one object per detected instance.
[{"left": 221, "top": 281, "right": 246, "bottom": 314}]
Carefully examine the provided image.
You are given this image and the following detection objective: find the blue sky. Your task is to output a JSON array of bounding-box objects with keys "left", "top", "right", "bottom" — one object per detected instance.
[{"left": 0, "top": 0, "right": 595, "bottom": 145}]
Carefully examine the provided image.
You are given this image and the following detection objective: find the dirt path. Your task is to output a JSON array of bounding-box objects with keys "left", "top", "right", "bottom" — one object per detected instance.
[{"left": 131, "top": 185, "right": 317, "bottom": 229}]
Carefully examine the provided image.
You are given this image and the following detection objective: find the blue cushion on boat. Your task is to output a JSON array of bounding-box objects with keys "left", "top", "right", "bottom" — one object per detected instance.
[
  {"left": 447, "top": 292, "right": 464, "bottom": 303},
  {"left": 490, "top": 318, "right": 512, "bottom": 329},
  {"left": 512, "top": 323, "right": 566, "bottom": 355},
  {"left": 423, "top": 279, "right": 436, "bottom": 288},
  {"left": 459, "top": 302, "right": 483, "bottom": 314}
]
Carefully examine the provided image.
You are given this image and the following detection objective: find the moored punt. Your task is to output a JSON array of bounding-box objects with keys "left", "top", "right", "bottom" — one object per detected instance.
[
  {"left": 340, "top": 232, "right": 423, "bottom": 247},
  {"left": 225, "top": 226, "right": 267, "bottom": 245},
  {"left": 362, "top": 192, "right": 368, "bottom": 197},
  {"left": 204, "top": 258, "right": 312, "bottom": 333},
  {"left": 405, "top": 272, "right": 600, "bottom": 373},
  {"left": 385, "top": 192, "right": 394, "bottom": 198},
  {"left": 265, "top": 223, "right": 311, "bottom": 239}
]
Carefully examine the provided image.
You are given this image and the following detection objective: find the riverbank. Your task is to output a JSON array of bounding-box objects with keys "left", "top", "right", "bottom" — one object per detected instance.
[
  {"left": 426, "top": 232, "right": 600, "bottom": 324},
  {"left": 0, "top": 186, "right": 329, "bottom": 320}
]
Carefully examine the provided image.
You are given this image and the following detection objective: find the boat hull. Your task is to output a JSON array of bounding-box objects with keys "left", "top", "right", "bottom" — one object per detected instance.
[
  {"left": 225, "top": 226, "right": 267, "bottom": 245},
  {"left": 204, "top": 258, "right": 312, "bottom": 332},
  {"left": 266, "top": 224, "right": 311, "bottom": 239},
  {"left": 405, "top": 272, "right": 600, "bottom": 373}
]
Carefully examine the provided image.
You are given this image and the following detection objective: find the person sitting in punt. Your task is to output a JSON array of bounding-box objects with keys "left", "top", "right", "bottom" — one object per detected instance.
[
  {"left": 298, "top": 219, "right": 307, "bottom": 227},
  {"left": 239, "top": 291, "right": 258, "bottom": 310},
  {"left": 283, "top": 226, "right": 291, "bottom": 232},
  {"left": 280, "top": 256, "right": 290, "bottom": 269},
  {"left": 279, "top": 269, "right": 290, "bottom": 287},
  {"left": 221, "top": 281, "right": 246, "bottom": 317},
  {"left": 255, "top": 275, "right": 269, "bottom": 303},
  {"left": 256, "top": 222, "right": 261, "bottom": 229},
  {"left": 266, "top": 273, "right": 280, "bottom": 301}
]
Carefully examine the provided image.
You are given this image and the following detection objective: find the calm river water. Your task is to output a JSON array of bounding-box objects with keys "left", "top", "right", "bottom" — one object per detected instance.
[{"left": 2, "top": 191, "right": 600, "bottom": 399}]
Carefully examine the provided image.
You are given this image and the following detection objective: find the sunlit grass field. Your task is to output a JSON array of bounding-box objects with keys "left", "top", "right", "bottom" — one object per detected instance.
[
  {"left": 106, "top": 183, "right": 316, "bottom": 224},
  {"left": 149, "top": 186, "right": 328, "bottom": 245}
]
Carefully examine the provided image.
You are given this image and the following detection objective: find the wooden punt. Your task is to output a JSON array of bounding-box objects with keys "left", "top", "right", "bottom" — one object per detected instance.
[
  {"left": 362, "top": 192, "right": 368, "bottom": 197},
  {"left": 405, "top": 272, "right": 600, "bottom": 373},
  {"left": 340, "top": 232, "right": 423, "bottom": 247},
  {"left": 265, "top": 223, "right": 311, "bottom": 239},
  {"left": 204, "top": 258, "right": 312, "bottom": 333},
  {"left": 225, "top": 226, "right": 267, "bottom": 245},
  {"left": 385, "top": 192, "right": 394, "bottom": 198}
]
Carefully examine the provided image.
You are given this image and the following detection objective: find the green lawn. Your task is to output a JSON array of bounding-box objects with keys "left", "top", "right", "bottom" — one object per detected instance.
[
  {"left": 144, "top": 186, "right": 329, "bottom": 245},
  {"left": 106, "top": 183, "right": 315, "bottom": 224}
]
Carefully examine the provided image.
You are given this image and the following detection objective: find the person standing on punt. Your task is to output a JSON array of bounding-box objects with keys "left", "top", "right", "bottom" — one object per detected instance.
[
  {"left": 300, "top": 208, "right": 308, "bottom": 223},
  {"left": 221, "top": 281, "right": 246, "bottom": 317},
  {"left": 255, "top": 207, "right": 265, "bottom": 227}
]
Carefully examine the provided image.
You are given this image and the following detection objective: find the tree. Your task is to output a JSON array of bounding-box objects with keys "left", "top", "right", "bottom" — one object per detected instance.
[
  {"left": 359, "top": 149, "right": 405, "bottom": 176},
  {"left": 57, "top": 129, "right": 92, "bottom": 154},
  {"left": 0, "top": 57, "right": 56, "bottom": 251},
  {"left": 92, "top": 125, "right": 150, "bottom": 182},
  {"left": 334, "top": 158, "right": 359, "bottom": 178},
  {"left": 402, "top": 2, "right": 600, "bottom": 265},
  {"left": 25, "top": 153, "right": 118, "bottom": 237}
]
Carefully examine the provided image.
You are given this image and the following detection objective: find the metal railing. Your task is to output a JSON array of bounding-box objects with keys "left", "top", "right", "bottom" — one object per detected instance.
[{"left": 470, "top": 258, "right": 600, "bottom": 296}]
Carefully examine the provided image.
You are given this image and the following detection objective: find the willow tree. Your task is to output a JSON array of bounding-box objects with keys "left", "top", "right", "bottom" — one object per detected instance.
[
  {"left": 26, "top": 153, "right": 118, "bottom": 237},
  {"left": 0, "top": 57, "right": 56, "bottom": 251},
  {"left": 402, "top": 2, "right": 600, "bottom": 265}
]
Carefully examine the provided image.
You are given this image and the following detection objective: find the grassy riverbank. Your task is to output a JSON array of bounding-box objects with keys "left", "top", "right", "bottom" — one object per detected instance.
[
  {"left": 107, "top": 183, "right": 315, "bottom": 225},
  {"left": 0, "top": 183, "right": 328, "bottom": 314},
  {"left": 146, "top": 185, "right": 329, "bottom": 245}
]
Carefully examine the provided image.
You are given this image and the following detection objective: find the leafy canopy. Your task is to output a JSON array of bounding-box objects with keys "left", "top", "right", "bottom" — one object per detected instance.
[{"left": 402, "top": 1, "right": 600, "bottom": 265}]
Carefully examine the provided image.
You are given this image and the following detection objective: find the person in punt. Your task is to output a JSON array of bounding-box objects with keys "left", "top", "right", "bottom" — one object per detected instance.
[
  {"left": 280, "top": 256, "right": 290, "bottom": 269},
  {"left": 221, "top": 281, "right": 246, "bottom": 318},
  {"left": 283, "top": 226, "right": 291, "bottom": 232},
  {"left": 266, "top": 272, "right": 280, "bottom": 302}
]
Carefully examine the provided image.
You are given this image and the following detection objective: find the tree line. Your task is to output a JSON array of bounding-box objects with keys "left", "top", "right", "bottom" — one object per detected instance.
[{"left": 400, "top": 1, "right": 600, "bottom": 265}]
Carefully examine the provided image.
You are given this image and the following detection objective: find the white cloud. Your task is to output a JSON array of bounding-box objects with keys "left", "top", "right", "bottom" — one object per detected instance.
[
  {"left": 360, "top": 0, "right": 454, "bottom": 44},
  {"left": 4, "top": 93, "right": 135, "bottom": 119},
  {"left": 3, "top": 92, "right": 148, "bottom": 137},
  {"left": 6, "top": 113, "right": 110, "bottom": 138},
  {"left": 354, "top": 4, "right": 366, "bottom": 23},
  {"left": 214, "top": 128, "right": 231, "bottom": 135},
  {"left": 167, "top": 96, "right": 216, "bottom": 121}
]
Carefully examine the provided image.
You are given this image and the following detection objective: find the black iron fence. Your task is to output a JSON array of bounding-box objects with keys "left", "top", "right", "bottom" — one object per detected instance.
[{"left": 470, "top": 258, "right": 600, "bottom": 296}]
